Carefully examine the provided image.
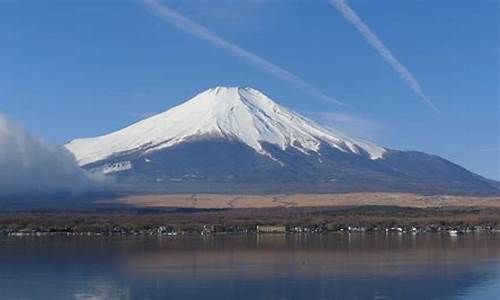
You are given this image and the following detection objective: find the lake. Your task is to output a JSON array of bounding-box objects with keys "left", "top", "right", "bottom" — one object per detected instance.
[{"left": 0, "top": 233, "right": 499, "bottom": 300}]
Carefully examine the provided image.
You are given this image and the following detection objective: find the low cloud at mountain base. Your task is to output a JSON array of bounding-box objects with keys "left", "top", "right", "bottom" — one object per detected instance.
[{"left": 0, "top": 114, "right": 106, "bottom": 196}]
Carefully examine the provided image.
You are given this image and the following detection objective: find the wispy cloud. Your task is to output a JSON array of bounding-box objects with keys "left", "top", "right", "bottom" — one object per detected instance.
[
  {"left": 480, "top": 147, "right": 500, "bottom": 152},
  {"left": 128, "top": 111, "right": 157, "bottom": 119},
  {"left": 330, "top": 0, "right": 438, "bottom": 112},
  {"left": 308, "top": 111, "right": 384, "bottom": 141},
  {"left": 110, "top": 91, "right": 152, "bottom": 99},
  {"left": 143, "top": 0, "right": 342, "bottom": 106},
  {"left": 177, "top": 0, "right": 268, "bottom": 31}
]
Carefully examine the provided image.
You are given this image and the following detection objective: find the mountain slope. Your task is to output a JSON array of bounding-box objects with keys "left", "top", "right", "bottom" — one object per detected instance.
[
  {"left": 66, "top": 87, "right": 385, "bottom": 166},
  {"left": 65, "top": 87, "right": 499, "bottom": 195}
]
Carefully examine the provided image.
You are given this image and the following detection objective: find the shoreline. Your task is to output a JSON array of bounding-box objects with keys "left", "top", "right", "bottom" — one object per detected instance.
[{"left": 2, "top": 205, "right": 500, "bottom": 237}]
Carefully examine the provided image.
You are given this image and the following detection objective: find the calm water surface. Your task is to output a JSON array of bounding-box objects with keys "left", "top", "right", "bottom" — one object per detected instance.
[{"left": 0, "top": 233, "right": 499, "bottom": 300}]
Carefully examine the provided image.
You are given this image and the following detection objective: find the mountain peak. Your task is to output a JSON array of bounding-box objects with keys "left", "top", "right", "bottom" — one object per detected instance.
[
  {"left": 187, "top": 86, "right": 276, "bottom": 110},
  {"left": 207, "top": 86, "right": 256, "bottom": 93},
  {"left": 66, "top": 87, "right": 385, "bottom": 166}
]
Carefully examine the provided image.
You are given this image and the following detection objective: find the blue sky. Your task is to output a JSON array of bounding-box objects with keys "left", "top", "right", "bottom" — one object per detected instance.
[{"left": 0, "top": 0, "right": 498, "bottom": 180}]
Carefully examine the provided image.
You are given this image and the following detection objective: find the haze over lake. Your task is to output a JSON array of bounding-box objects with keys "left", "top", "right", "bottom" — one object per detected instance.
[{"left": 1, "top": 233, "right": 499, "bottom": 300}]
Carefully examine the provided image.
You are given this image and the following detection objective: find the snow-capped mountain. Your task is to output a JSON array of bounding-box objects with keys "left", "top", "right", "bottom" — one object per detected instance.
[
  {"left": 65, "top": 87, "right": 499, "bottom": 195},
  {"left": 66, "top": 87, "right": 385, "bottom": 166}
]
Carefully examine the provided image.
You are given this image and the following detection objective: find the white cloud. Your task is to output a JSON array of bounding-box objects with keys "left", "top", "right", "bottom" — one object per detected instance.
[
  {"left": 143, "top": 0, "right": 342, "bottom": 106},
  {"left": 330, "top": 0, "right": 438, "bottom": 112},
  {"left": 0, "top": 114, "right": 107, "bottom": 196}
]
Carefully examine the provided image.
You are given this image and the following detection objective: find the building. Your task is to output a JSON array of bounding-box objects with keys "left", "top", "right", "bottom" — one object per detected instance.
[{"left": 256, "top": 225, "right": 286, "bottom": 233}]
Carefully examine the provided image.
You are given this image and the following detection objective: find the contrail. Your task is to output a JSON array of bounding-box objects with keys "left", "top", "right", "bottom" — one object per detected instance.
[
  {"left": 143, "top": 0, "right": 342, "bottom": 106},
  {"left": 330, "top": 0, "right": 438, "bottom": 112}
]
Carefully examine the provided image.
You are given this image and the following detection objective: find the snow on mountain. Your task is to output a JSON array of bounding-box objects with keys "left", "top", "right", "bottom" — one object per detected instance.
[{"left": 65, "top": 87, "right": 385, "bottom": 166}]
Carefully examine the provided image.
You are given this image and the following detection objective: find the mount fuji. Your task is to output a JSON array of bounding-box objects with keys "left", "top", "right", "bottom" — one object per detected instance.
[{"left": 65, "top": 87, "right": 499, "bottom": 195}]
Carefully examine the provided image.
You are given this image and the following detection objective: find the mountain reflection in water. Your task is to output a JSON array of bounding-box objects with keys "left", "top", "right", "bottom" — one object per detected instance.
[{"left": 0, "top": 233, "right": 499, "bottom": 300}]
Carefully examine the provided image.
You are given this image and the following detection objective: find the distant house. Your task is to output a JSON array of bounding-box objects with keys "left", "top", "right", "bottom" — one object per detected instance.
[{"left": 256, "top": 225, "right": 286, "bottom": 233}]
